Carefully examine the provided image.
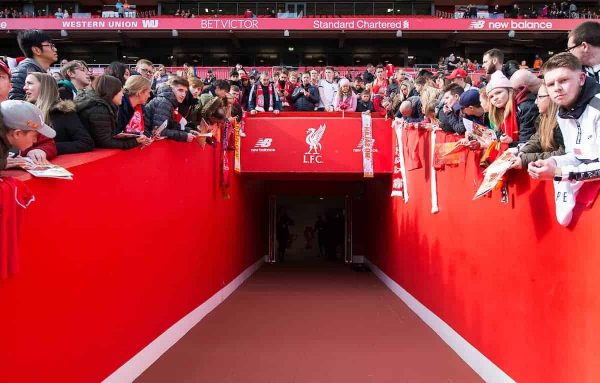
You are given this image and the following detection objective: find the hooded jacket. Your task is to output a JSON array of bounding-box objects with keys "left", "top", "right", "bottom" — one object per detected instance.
[
  {"left": 514, "top": 88, "right": 539, "bottom": 143},
  {"left": 8, "top": 58, "right": 45, "bottom": 101},
  {"left": 50, "top": 100, "right": 94, "bottom": 155},
  {"left": 75, "top": 89, "right": 139, "bottom": 149},
  {"left": 144, "top": 84, "right": 190, "bottom": 141},
  {"left": 552, "top": 77, "right": 600, "bottom": 181}
]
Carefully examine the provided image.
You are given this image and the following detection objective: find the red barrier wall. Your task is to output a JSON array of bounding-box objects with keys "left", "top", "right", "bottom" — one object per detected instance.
[
  {"left": 241, "top": 112, "right": 393, "bottom": 175},
  {"left": 0, "top": 141, "right": 266, "bottom": 383},
  {"left": 367, "top": 130, "right": 600, "bottom": 383}
]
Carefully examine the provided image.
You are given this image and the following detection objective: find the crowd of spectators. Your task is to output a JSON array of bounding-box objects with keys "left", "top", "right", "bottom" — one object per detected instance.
[{"left": 0, "top": 23, "right": 599, "bottom": 196}]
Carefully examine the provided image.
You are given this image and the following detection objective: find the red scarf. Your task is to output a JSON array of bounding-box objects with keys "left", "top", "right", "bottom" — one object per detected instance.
[
  {"left": 125, "top": 104, "right": 145, "bottom": 134},
  {"left": 276, "top": 81, "right": 295, "bottom": 111},
  {"left": 256, "top": 83, "right": 274, "bottom": 111},
  {"left": 500, "top": 99, "right": 519, "bottom": 143}
]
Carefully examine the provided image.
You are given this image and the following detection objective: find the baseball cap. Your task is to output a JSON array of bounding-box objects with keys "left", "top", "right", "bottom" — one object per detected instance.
[
  {"left": 0, "top": 100, "right": 56, "bottom": 138},
  {"left": 241, "top": 74, "right": 249, "bottom": 80},
  {"left": 457, "top": 89, "right": 481, "bottom": 109},
  {"left": 446, "top": 68, "right": 468, "bottom": 80}
]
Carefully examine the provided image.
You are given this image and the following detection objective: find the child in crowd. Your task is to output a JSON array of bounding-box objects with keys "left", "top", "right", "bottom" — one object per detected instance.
[
  {"left": 355, "top": 90, "right": 376, "bottom": 113},
  {"left": 0, "top": 100, "right": 56, "bottom": 170}
]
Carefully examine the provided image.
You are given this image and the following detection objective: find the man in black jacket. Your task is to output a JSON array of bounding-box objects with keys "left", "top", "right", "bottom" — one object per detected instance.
[
  {"left": 291, "top": 72, "right": 320, "bottom": 111},
  {"left": 144, "top": 76, "right": 196, "bottom": 142},
  {"left": 9, "top": 30, "right": 58, "bottom": 100},
  {"left": 438, "top": 83, "right": 466, "bottom": 134}
]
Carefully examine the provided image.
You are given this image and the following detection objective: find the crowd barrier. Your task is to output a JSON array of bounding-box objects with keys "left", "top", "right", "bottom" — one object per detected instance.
[
  {"left": 0, "top": 140, "right": 267, "bottom": 382},
  {"left": 240, "top": 112, "right": 393, "bottom": 175},
  {"left": 367, "top": 128, "right": 600, "bottom": 383}
]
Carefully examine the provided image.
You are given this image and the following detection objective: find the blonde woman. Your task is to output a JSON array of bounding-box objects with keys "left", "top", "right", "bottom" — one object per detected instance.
[
  {"left": 117, "top": 75, "right": 152, "bottom": 138},
  {"left": 509, "top": 84, "right": 565, "bottom": 169},
  {"left": 486, "top": 71, "right": 519, "bottom": 146},
  {"left": 23, "top": 72, "right": 93, "bottom": 156}
]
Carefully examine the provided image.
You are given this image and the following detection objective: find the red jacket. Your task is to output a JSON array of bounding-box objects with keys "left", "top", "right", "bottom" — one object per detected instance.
[{"left": 21, "top": 136, "right": 57, "bottom": 160}]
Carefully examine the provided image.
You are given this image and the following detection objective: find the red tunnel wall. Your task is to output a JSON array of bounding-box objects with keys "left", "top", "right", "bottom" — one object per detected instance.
[
  {"left": 366, "top": 140, "right": 600, "bottom": 382},
  {"left": 0, "top": 141, "right": 267, "bottom": 383}
]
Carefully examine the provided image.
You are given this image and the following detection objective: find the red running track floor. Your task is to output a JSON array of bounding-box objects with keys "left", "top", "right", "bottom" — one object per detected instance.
[{"left": 135, "top": 258, "right": 483, "bottom": 383}]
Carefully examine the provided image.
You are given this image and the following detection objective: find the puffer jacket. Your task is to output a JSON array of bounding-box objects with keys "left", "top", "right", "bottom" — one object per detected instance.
[
  {"left": 50, "top": 100, "right": 94, "bottom": 155},
  {"left": 515, "top": 90, "right": 539, "bottom": 144},
  {"left": 144, "top": 85, "right": 190, "bottom": 141},
  {"left": 75, "top": 89, "right": 138, "bottom": 149},
  {"left": 552, "top": 77, "right": 600, "bottom": 181},
  {"left": 291, "top": 84, "right": 319, "bottom": 111},
  {"left": 8, "top": 58, "right": 45, "bottom": 100}
]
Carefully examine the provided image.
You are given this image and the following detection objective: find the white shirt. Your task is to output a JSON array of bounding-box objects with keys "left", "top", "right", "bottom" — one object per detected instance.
[{"left": 318, "top": 79, "right": 339, "bottom": 109}]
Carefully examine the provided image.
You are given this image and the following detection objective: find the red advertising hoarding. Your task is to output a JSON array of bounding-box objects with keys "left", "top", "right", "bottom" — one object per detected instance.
[
  {"left": 0, "top": 17, "right": 590, "bottom": 31},
  {"left": 240, "top": 112, "right": 393, "bottom": 174}
]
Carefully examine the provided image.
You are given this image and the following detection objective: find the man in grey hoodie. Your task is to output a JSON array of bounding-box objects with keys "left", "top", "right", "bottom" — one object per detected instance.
[{"left": 9, "top": 29, "right": 58, "bottom": 100}]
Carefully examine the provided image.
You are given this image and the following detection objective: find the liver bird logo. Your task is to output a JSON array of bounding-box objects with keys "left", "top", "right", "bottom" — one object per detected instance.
[{"left": 306, "top": 124, "right": 326, "bottom": 154}]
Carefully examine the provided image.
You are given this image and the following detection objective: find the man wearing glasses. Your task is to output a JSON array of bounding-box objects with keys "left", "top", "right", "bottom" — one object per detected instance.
[
  {"left": 58, "top": 60, "right": 92, "bottom": 100},
  {"left": 134, "top": 59, "right": 154, "bottom": 81},
  {"left": 9, "top": 30, "right": 58, "bottom": 100},
  {"left": 566, "top": 21, "right": 600, "bottom": 85}
]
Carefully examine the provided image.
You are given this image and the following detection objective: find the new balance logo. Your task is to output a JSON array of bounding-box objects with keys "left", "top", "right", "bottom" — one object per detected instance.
[
  {"left": 254, "top": 138, "right": 272, "bottom": 148},
  {"left": 469, "top": 20, "right": 486, "bottom": 29},
  {"left": 251, "top": 138, "right": 276, "bottom": 152}
]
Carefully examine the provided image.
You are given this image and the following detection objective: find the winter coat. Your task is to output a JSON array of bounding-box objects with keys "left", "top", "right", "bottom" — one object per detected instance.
[
  {"left": 355, "top": 99, "right": 376, "bottom": 113},
  {"left": 291, "top": 85, "right": 319, "bottom": 111},
  {"left": 552, "top": 77, "right": 600, "bottom": 182},
  {"left": 394, "top": 96, "right": 424, "bottom": 122},
  {"left": 178, "top": 90, "right": 199, "bottom": 120},
  {"left": 515, "top": 91, "right": 539, "bottom": 143},
  {"left": 75, "top": 89, "right": 138, "bottom": 149},
  {"left": 518, "top": 117, "right": 565, "bottom": 168},
  {"left": 8, "top": 58, "right": 45, "bottom": 101},
  {"left": 144, "top": 85, "right": 190, "bottom": 141},
  {"left": 438, "top": 106, "right": 465, "bottom": 134},
  {"left": 49, "top": 100, "right": 94, "bottom": 155}
]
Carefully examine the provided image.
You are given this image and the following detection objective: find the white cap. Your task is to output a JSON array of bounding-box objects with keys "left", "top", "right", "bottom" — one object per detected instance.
[{"left": 0, "top": 100, "right": 56, "bottom": 138}]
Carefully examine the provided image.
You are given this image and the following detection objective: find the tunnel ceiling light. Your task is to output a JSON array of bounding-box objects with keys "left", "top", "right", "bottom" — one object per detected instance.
[
  {"left": 284, "top": 29, "right": 290, "bottom": 37},
  {"left": 396, "top": 30, "right": 402, "bottom": 38},
  {"left": 172, "top": 29, "right": 178, "bottom": 37}
]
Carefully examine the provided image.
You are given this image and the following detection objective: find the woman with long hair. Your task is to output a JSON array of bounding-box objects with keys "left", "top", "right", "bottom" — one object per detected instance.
[
  {"left": 24, "top": 72, "right": 93, "bottom": 155},
  {"left": 486, "top": 71, "right": 519, "bottom": 146},
  {"left": 75, "top": 75, "right": 148, "bottom": 149},
  {"left": 509, "top": 83, "right": 565, "bottom": 169},
  {"left": 116, "top": 75, "right": 152, "bottom": 136}
]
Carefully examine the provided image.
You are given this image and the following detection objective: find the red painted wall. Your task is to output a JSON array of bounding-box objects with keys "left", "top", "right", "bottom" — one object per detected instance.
[
  {"left": 366, "top": 131, "right": 600, "bottom": 383},
  {"left": 0, "top": 141, "right": 266, "bottom": 383}
]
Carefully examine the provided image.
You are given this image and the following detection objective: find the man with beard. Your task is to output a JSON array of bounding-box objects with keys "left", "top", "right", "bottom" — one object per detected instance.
[
  {"left": 482, "top": 48, "right": 505, "bottom": 77},
  {"left": 275, "top": 69, "right": 295, "bottom": 111}
]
